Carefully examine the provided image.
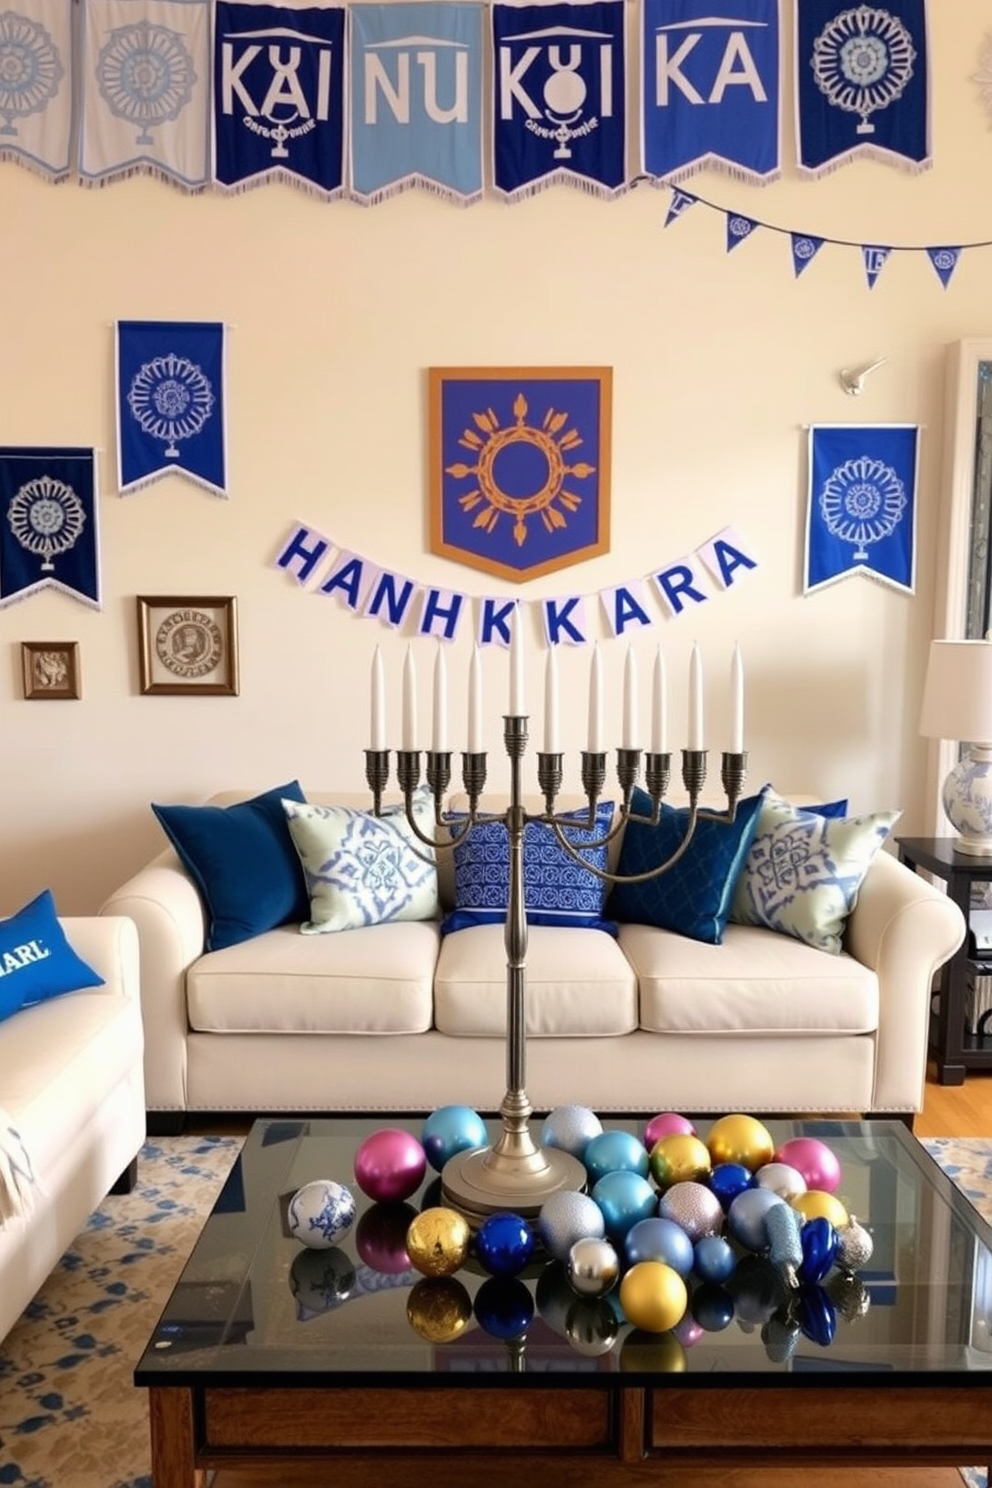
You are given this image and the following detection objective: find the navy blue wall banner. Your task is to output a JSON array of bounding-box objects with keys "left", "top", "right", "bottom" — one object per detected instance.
[
  {"left": 804, "top": 424, "right": 918, "bottom": 595},
  {"left": 0, "top": 448, "right": 100, "bottom": 609},
  {"left": 213, "top": 0, "right": 345, "bottom": 194},
  {"left": 116, "top": 320, "right": 227, "bottom": 495}
]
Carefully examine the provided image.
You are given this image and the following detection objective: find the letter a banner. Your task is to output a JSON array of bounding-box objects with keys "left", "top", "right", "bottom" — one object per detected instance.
[
  {"left": 0, "top": 448, "right": 100, "bottom": 609},
  {"left": 804, "top": 424, "right": 919, "bottom": 595},
  {"left": 491, "top": 0, "right": 627, "bottom": 200},
  {"left": 117, "top": 320, "right": 228, "bottom": 495},
  {"left": 213, "top": 1, "right": 345, "bottom": 195}
]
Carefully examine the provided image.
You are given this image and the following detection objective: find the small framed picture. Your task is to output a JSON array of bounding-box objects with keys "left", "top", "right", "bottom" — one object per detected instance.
[
  {"left": 21, "top": 641, "right": 81, "bottom": 700},
  {"left": 137, "top": 596, "right": 239, "bottom": 696}
]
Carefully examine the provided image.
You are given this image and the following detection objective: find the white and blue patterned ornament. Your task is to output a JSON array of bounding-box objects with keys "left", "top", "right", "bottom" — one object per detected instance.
[
  {"left": 287, "top": 1179, "right": 357, "bottom": 1250},
  {"left": 537, "top": 1188, "right": 606, "bottom": 1263},
  {"left": 289, "top": 1245, "right": 357, "bottom": 1314},
  {"left": 541, "top": 1104, "right": 603, "bottom": 1159}
]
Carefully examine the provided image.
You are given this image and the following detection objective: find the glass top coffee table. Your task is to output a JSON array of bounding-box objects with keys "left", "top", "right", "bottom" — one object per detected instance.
[{"left": 135, "top": 1117, "right": 992, "bottom": 1487}]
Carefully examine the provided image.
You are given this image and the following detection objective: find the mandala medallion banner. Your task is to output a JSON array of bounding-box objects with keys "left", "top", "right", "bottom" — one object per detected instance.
[
  {"left": 491, "top": 0, "right": 627, "bottom": 199},
  {"left": 804, "top": 424, "right": 919, "bottom": 595},
  {"left": 348, "top": 2, "right": 485, "bottom": 204},
  {"left": 0, "top": 448, "right": 100, "bottom": 609},
  {"left": 116, "top": 320, "right": 228, "bottom": 495},
  {"left": 77, "top": 0, "right": 211, "bottom": 188},
  {"left": 795, "top": 0, "right": 931, "bottom": 175},
  {"left": 641, "top": 0, "right": 781, "bottom": 184},
  {"left": 0, "top": 0, "right": 74, "bottom": 180},
  {"left": 213, "top": 0, "right": 345, "bottom": 195}
]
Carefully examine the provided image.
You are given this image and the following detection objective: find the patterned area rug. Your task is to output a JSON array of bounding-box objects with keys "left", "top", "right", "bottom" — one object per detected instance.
[{"left": 0, "top": 1134, "right": 988, "bottom": 1488}]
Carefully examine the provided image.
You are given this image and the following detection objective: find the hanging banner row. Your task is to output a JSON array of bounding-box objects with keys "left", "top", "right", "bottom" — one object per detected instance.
[{"left": 3, "top": 0, "right": 930, "bottom": 198}]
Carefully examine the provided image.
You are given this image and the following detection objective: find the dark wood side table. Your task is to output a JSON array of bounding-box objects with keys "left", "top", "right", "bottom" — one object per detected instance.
[{"left": 895, "top": 835, "right": 992, "bottom": 1085}]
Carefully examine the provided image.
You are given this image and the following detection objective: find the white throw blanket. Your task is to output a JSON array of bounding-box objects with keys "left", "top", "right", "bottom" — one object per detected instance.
[{"left": 0, "top": 1111, "right": 39, "bottom": 1227}]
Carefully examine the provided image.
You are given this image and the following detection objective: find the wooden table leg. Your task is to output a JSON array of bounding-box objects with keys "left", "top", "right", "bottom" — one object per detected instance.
[{"left": 147, "top": 1387, "right": 205, "bottom": 1488}]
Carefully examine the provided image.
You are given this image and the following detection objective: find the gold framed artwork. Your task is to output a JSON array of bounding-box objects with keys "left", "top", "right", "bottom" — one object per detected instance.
[
  {"left": 21, "top": 641, "right": 81, "bottom": 700},
  {"left": 137, "top": 596, "right": 239, "bottom": 696}
]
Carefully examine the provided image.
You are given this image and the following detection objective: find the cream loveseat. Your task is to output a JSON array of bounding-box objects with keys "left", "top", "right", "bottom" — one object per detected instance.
[
  {"left": 100, "top": 785, "right": 966, "bottom": 1135},
  {"left": 0, "top": 912, "right": 145, "bottom": 1344}
]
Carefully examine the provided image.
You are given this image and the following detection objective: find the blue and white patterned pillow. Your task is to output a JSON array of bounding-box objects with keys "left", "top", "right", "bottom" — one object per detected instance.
[
  {"left": 729, "top": 792, "right": 901, "bottom": 954},
  {"left": 282, "top": 792, "right": 438, "bottom": 934},
  {"left": 441, "top": 801, "right": 616, "bottom": 934}
]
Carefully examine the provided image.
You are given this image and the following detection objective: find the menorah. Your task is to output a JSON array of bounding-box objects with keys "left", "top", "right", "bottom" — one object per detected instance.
[{"left": 364, "top": 629, "right": 747, "bottom": 1223}]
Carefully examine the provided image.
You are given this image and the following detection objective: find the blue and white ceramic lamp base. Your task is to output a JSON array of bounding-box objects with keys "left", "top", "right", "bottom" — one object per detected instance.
[{"left": 942, "top": 746, "right": 992, "bottom": 856}]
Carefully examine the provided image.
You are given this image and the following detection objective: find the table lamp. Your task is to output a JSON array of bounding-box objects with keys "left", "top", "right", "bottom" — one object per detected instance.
[{"left": 919, "top": 637, "right": 992, "bottom": 855}]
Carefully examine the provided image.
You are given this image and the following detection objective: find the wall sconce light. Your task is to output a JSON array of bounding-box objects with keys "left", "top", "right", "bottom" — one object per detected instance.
[{"left": 838, "top": 357, "right": 887, "bottom": 396}]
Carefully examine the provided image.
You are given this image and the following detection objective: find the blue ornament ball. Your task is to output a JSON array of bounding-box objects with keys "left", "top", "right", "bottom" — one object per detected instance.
[
  {"left": 693, "top": 1234, "right": 737, "bottom": 1285},
  {"left": 691, "top": 1282, "right": 735, "bottom": 1333},
  {"left": 624, "top": 1216, "right": 694, "bottom": 1277},
  {"left": 541, "top": 1104, "right": 603, "bottom": 1159},
  {"left": 474, "top": 1276, "right": 534, "bottom": 1339},
  {"left": 727, "top": 1187, "right": 786, "bottom": 1253},
  {"left": 537, "top": 1189, "right": 606, "bottom": 1263},
  {"left": 709, "top": 1162, "right": 754, "bottom": 1212},
  {"left": 585, "top": 1129, "right": 650, "bottom": 1186},
  {"left": 421, "top": 1105, "right": 489, "bottom": 1173},
  {"left": 591, "top": 1169, "right": 657, "bottom": 1242},
  {"left": 475, "top": 1211, "right": 534, "bottom": 1277}
]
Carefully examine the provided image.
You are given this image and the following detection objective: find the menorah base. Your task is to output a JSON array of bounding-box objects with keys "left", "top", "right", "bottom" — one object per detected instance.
[{"left": 441, "top": 1137, "right": 587, "bottom": 1224}]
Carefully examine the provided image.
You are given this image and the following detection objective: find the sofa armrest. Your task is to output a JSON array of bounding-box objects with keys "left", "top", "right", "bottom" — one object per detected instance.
[
  {"left": 844, "top": 849, "right": 966, "bottom": 1111},
  {"left": 61, "top": 914, "right": 141, "bottom": 1003},
  {"left": 100, "top": 850, "right": 207, "bottom": 1114}
]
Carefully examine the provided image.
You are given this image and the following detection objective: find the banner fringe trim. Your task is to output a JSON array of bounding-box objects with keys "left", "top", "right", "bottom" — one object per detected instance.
[
  {"left": 212, "top": 170, "right": 344, "bottom": 201},
  {"left": 348, "top": 176, "right": 483, "bottom": 208},
  {"left": 0, "top": 151, "right": 71, "bottom": 184},
  {"left": 494, "top": 170, "right": 630, "bottom": 203},
  {"left": 77, "top": 164, "right": 210, "bottom": 192},
  {"left": 119, "top": 468, "right": 228, "bottom": 499}
]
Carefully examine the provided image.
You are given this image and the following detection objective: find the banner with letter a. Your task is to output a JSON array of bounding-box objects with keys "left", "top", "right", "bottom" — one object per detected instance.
[
  {"left": 491, "top": 0, "right": 627, "bottom": 199},
  {"left": 0, "top": 0, "right": 74, "bottom": 180},
  {"left": 795, "top": 0, "right": 930, "bottom": 176},
  {"left": 116, "top": 320, "right": 228, "bottom": 495},
  {"left": 0, "top": 449, "right": 101, "bottom": 609},
  {"left": 642, "top": 0, "right": 780, "bottom": 183},
  {"left": 213, "top": 1, "right": 345, "bottom": 196},
  {"left": 349, "top": 3, "right": 484, "bottom": 204},
  {"left": 804, "top": 424, "right": 918, "bottom": 595}
]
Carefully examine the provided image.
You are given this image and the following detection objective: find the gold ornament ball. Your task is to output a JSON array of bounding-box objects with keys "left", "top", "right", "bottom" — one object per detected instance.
[
  {"left": 705, "top": 1113, "right": 775, "bottom": 1172},
  {"left": 790, "top": 1189, "right": 850, "bottom": 1228},
  {"left": 619, "top": 1261, "right": 688, "bottom": 1334},
  {"left": 619, "top": 1329, "right": 687, "bottom": 1373},
  {"left": 406, "top": 1277, "right": 473, "bottom": 1343},
  {"left": 649, "top": 1133, "right": 711, "bottom": 1189},
  {"left": 406, "top": 1207, "right": 472, "bottom": 1277}
]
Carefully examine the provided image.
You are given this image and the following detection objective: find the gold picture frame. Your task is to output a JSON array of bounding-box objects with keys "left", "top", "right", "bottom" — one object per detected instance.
[
  {"left": 137, "top": 596, "right": 239, "bottom": 696},
  {"left": 21, "top": 641, "right": 81, "bottom": 700}
]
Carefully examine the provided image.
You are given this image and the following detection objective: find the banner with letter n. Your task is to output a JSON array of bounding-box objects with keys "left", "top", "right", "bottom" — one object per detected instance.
[
  {"left": 641, "top": 0, "right": 780, "bottom": 184},
  {"left": 795, "top": 0, "right": 930, "bottom": 176},
  {"left": 213, "top": 0, "right": 345, "bottom": 196},
  {"left": 491, "top": 0, "right": 627, "bottom": 200},
  {"left": 77, "top": 0, "right": 210, "bottom": 188},
  {"left": 117, "top": 320, "right": 228, "bottom": 495},
  {"left": 804, "top": 424, "right": 919, "bottom": 595},
  {"left": 349, "top": 2, "right": 485, "bottom": 204},
  {"left": 0, "top": 448, "right": 100, "bottom": 610},
  {"left": 0, "top": 0, "right": 74, "bottom": 180}
]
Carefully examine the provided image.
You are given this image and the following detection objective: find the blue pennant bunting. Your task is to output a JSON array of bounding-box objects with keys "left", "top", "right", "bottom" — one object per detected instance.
[
  {"left": 804, "top": 424, "right": 918, "bottom": 595},
  {"left": 726, "top": 212, "right": 757, "bottom": 252},
  {"left": 0, "top": 449, "right": 100, "bottom": 609},
  {"left": 116, "top": 320, "right": 227, "bottom": 495},
  {"left": 862, "top": 244, "right": 891, "bottom": 289},
  {"left": 926, "top": 246, "right": 961, "bottom": 290},
  {"left": 664, "top": 187, "right": 697, "bottom": 226},
  {"left": 642, "top": 0, "right": 780, "bottom": 184},
  {"left": 791, "top": 232, "right": 825, "bottom": 277}
]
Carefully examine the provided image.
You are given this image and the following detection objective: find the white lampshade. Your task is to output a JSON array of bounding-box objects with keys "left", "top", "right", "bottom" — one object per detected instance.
[{"left": 920, "top": 638, "right": 992, "bottom": 855}]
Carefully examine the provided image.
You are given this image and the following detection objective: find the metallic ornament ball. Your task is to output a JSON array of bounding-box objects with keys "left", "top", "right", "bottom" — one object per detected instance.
[
  {"left": 649, "top": 1132, "right": 712, "bottom": 1189},
  {"left": 405, "top": 1206, "right": 472, "bottom": 1277},
  {"left": 537, "top": 1188, "right": 606, "bottom": 1263},
  {"left": 406, "top": 1276, "right": 473, "bottom": 1343},
  {"left": 657, "top": 1180, "right": 724, "bottom": 1243},
  {"left": 619, "top": 1260, "right": 688, "bottom": 1334},
  {"left": 567, "top": 1235, "right": 621, "bottom": 1296},
  {"left": 706, "top": 1113, "right": 775, "bottom": 1172},
  {"left": 540, "top": 1103, "right": 604, "bottom": 1159}
]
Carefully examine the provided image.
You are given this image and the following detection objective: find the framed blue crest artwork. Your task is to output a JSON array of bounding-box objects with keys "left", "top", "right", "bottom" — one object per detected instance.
[{"left": 429, "top": 367, "right": 612, "bottom": 582}]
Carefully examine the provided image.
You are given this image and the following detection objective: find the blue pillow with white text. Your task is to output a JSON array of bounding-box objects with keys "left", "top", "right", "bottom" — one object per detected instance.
[{"left": 0, "top": 888, "right": 104, "bottom": 1023}]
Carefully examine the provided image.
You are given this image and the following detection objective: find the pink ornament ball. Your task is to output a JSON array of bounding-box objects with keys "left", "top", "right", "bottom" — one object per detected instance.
[
  {"left": 772, "top": 1137, "right": 841, "bottom": 1195},
  {"left": 643, "top": 1112, "right": 696, "bottom": 1149},
  {"left": 354, "top": 1127, "right": 427, "bottom": 1203}
]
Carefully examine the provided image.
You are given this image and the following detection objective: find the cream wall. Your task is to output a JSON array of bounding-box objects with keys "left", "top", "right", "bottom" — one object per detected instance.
[{"left": 2, "top": 4, "right": 989, "bottom": 914}]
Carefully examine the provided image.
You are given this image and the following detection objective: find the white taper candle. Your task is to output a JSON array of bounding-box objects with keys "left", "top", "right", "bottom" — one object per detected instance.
[
  {"left": 730, "top": 642, "right": 744, "bottom": 753},
  {"left": 651, "top": 645, "right": 667, "bottom": 754},
  {"left": 468, "top": 644, "right": 483, "bottom": 753},
  {"left": 432, "top": 643, "right": 448, "bottom": 752},
  {"left": 402, "top": 645, "right": 417, "bottom": 751},
  {"left": 588, "top": 643, "right": 604, "bottom": 753},
  {"left": 622, "top": 645, "right": 639, "bottom": 749},
  {"left": 509, "top": 606, "right": 525, "bottom": 715},
  {"left": 688, "top": 643, "right": 704, "bottom": 751},
  {"left": 544, "top": 645, "right": 560, "bottom": 753},
  {"left": 370, "top": 646, "right": 385, "bottom": 751}
]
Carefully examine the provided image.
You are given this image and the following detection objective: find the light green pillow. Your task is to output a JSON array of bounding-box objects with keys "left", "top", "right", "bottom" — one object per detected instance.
[
  {"left": 729, "top": 793, "right": 901, "bottom": 954},
  {"left": 282, "top": 791, "right": 438, "bottom": 934}
]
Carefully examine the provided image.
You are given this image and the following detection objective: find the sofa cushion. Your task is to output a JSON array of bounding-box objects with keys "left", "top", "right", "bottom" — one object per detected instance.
[
  {"left": 433, "top": 923, "right": 637, "bottom": 1036},
  {"left": 152, "top": 781, "right": 310, "bottom": 951},
  {"left": 0, "top": 889, "right": 103, "bottom": 1022},
  {"left": 622, "top": 922, "right": 879, "bottom": 1036},
  {"left": 186, "top": 921, "right": 438, "bottom": 1034}
]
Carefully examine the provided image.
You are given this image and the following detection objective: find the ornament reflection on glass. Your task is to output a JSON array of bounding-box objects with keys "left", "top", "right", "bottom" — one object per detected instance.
[{"left": 364, "top": 625, "right": 748, "bottom": 1222}]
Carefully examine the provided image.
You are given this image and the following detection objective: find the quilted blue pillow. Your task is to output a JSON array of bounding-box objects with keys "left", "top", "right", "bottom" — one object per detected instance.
[
  {"left": 441, "top": 801, "right": 616, "bottom": 934},
  {"left": 152, "top": 781, "right": 310, "bottom": 951},
  {"left": 607, "top": 787, "right": 767, "bottom": 945},
  {"left": 0, "top": 888, "right": 103, "bottom": 1022}
]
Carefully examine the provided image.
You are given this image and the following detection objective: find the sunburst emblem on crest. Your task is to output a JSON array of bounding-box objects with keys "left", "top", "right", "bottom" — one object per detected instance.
[
  {"left": 96, "top": 22, "right": 196, "bottom": 145},
  {"left": 819, "top": 455, "right": 906, "bottom": 562},
  {"left": 445, "top": 393, "right": 595, "bottom": 548},
  {"left": 8, "top": 476, "right": 85, "bottom": 571},
  {"left": 811, "top": 5, "right": 916, "bottom": 135},
  {"left": 127, "top": 353, "right": 214, "bottom": 458},
  {"left": 0, "top": 10, "right": 64, "bottom": 137}
]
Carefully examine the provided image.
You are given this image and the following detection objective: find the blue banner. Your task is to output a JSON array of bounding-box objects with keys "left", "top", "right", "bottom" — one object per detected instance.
[
  {"left": 642, "top": 0, "right": 780, "bottom": 183},
  {"left": 0, "top": 448, "right": 100, "bottom": 609},
  {"left": 804, "top": 425, "right": 918, "bottom": 595},
  {"left": 117, "top": 320, "right": 227, "bottom": 494},
  {"left": 491, "top": 0, "right": 626, "bottom": 199},
  {"left": 349, "top": 3, "right": 484, "bottom": 203},
  {"left": 213, "top": 1, "right": 345, "bottom": 195},
  {"left": 796, "top": 0, "right": 930, "bottom": 176}
]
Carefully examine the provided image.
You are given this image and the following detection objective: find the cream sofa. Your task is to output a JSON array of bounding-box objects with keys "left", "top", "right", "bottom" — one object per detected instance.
[
  {"left": 100, "top": 789, "right": 966, "bottom": 1135},
  {"left": 0, "top": 915, "right": 146, "bottom": 1344}
]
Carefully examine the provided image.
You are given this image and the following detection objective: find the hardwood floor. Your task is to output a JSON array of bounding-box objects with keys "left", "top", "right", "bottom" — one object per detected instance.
[{"left": 913, "top": 1062, "right": 992, "bottom": 1138}]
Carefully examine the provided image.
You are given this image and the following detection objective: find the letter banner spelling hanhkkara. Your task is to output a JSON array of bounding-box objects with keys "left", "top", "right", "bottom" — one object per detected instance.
[
  {"left": 492, "top": 0, "right": 627, "bottom": 200},
  {"left": 804, "top": 424, "right": 918, "bottom": 596},
  {"left": 116, "top": 320, "right": 228, "bottom": 495},
  {"left": 641, "top": 0, "right": 781, "bottom": 184},
  {"left": 0, "top": 448, "right": 101, "bottom": 610}
]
